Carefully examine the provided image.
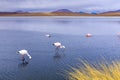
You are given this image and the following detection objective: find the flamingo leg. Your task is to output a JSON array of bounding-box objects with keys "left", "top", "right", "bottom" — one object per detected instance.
[
  {"left": 55, "top": 47, "right": 60, "bottom": 57},
  {"left": 21, "top": 55, "right": 25, "bottom": 63}
]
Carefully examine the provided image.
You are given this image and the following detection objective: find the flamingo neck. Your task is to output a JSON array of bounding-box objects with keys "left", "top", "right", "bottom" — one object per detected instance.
[{"left": 26, "top": 53, "right": 32, "bottom": 59}]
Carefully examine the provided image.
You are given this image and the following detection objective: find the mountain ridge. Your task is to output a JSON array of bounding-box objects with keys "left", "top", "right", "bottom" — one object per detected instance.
[{"left": 0, "top": 9, "right": 120, "bottom": 16}]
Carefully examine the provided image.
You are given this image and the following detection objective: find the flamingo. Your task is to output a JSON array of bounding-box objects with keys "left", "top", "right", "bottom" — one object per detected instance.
[
  {"left": 86, "top": 33, "right": 92, "bottom": 37},
  {"left": 53, "top": 42, "right": 65, "bottom": 57},
  {"left": 18, "top": 50, "right": 32, "bottom": 63},
  {"left": 45, "top": 34, "right": 51, "bottom": 38},
  {"left": 53, "top": 42, "right": 65, "bottom": 49}
]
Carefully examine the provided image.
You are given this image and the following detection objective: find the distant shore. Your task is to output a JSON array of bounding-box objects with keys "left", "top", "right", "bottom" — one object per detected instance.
[
  {"left": 1, "top": 16, "right": 120, "bottom": 19},
  {"left": 0, "top": 12, "right": 120, "bottom": 16}
]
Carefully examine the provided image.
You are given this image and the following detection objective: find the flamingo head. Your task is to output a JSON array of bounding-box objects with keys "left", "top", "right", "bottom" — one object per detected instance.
[{"left": 60, "top": 46, "right": 65, "bottom": 49}]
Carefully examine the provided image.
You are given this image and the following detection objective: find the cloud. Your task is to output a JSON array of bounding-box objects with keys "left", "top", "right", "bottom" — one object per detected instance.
[{"left": 0, "top": 0, "right": 120, "bottom": 12}]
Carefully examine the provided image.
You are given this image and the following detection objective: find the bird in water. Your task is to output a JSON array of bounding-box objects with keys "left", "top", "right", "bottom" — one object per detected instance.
[
  {"left": 86, "top": 33, "right": 92, "bottom": 37},
  {"left": 53, "top": 42, "right": 65, "bottom": 57},
  {"left": 53, "top": 42, "right": 65, "bottom": 49},
  {"left": 45, "top": 34, "right": 51, "bottom": 38},
  {"left": 18, "top": 50, "right": 32, "bottom": 63}
]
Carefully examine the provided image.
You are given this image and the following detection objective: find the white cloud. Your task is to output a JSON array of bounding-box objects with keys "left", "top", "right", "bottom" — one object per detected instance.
[{"left": 0, "top": 0, "right": 120, "bottom": 12}]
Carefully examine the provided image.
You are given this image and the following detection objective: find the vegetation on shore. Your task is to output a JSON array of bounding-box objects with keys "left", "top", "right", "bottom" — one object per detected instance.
[
  {"left": 68, "top": 60, "right": 120, "bottom": 80},
  {"left": 0, "top": 12, "right": 120, "bottom": 16}
]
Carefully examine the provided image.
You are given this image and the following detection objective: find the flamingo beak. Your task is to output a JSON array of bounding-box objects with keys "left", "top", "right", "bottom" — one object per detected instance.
[
  {"left": 16, "top": 51, "right": 19, "bottom": 54},
  {"left": 29, "top": 57, "right": 32, "bottom": 59}
]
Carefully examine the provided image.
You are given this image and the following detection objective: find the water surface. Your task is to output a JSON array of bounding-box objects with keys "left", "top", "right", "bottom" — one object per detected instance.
[{"left": 0, "top": 17, "right": 120, "bottom": 80}]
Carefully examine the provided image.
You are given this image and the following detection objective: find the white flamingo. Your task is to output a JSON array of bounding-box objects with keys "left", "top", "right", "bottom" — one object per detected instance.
[
  {"left": 45, "top": 34, "right": 51, "bottom": 37},
  {"left": 18, "top": 50, "right": 32, "bottom": 61},
  {"left": 53, "top": 42, "right": 65, "bottom": 57},
  {"left": 53, "top": 42, "right": 65, "bottom": 49}
]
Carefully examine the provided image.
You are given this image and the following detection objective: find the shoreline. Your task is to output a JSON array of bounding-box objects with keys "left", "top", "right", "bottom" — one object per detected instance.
[
  {"left": 1, "top": 16, "right": 120, "bottom": 18},
  {"left": 0, "top": 12, "right": 120, "bottom": 17}
]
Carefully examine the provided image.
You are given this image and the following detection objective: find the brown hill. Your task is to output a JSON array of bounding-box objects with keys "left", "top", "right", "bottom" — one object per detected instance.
[
  {"left": 0, "top": 12, "right": 120, "bottom": 16},
  {"left": 99, "top": 12, "right": 120, "bottom": 16},
  {"left": 0, "top": 12, "right": 94, "bottom": 16}
]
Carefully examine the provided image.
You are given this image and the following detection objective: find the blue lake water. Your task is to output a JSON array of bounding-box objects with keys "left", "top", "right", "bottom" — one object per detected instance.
[{"left": 0, "top": 17, "right": 120, "bottom": 80}]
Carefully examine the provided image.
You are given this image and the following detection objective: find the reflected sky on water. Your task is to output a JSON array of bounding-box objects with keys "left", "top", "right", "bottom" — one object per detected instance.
[{"left": 0, "top": 17, "right": 120, "bottom": 80}]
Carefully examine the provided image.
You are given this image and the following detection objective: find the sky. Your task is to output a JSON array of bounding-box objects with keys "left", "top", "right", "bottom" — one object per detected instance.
[{"left": 0, "top": 0, "right": 120, "bottom": 13}]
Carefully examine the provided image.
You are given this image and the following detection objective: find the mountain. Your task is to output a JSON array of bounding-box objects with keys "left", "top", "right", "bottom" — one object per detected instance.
[
  {"left": 0, "top": 10, "right": 28, "bottom": 14},
  {"left": 52, "top": 9, "right": 73, "bottom": 13},
  {"left": 1, "top": 9, "right": 120, "bottom": 16},
  {"left": 100, "top": 9, "right": 120, "bottom": 14}
]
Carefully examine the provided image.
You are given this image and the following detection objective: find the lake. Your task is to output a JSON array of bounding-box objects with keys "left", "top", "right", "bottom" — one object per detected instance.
[{"left": 0, "top": 17, "right": 120, "bottom": 80}]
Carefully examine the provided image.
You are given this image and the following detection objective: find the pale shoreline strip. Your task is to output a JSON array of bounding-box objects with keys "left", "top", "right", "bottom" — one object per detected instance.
[{"left": 0, "top": 16, "right": 120, "bottom": 19}]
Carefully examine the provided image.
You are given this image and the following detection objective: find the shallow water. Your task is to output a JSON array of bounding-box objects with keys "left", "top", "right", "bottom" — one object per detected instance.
[{"left": 0, "top": 17, "right": 120, "bottom": 80}]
